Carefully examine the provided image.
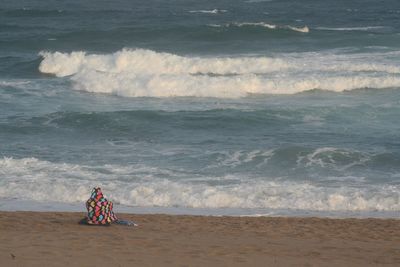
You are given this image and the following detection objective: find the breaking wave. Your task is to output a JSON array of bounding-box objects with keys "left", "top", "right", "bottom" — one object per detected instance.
[
  {"left": 209, "top": 22, "right": 309, "bottom": 33},
  {"left": 189, "top": 9, "right": 227, "bottom": 14},
  {"left": 1, "top": 157, "right": 399, "bottom": 212},
  {"left": 38, "top": 49, "right": 400, "bottom": 98},
  {"left": 229, "top": 22, "right": 310, "bottom": 33},
  {"left": 315, "top": 26, "right": 388, "bottom": 32}
]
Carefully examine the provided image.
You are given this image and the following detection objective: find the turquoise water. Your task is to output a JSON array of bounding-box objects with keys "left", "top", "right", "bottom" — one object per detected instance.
[{"left": 1, "top": 0, "right": 400, "bottom": 216}]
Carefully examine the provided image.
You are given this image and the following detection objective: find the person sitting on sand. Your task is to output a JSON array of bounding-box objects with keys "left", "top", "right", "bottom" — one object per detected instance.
[{"left": 85, "top": 187, "right": 118, "bottom": 225}]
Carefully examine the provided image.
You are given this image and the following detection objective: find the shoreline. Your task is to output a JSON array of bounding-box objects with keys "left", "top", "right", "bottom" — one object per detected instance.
[
  {"left": 1, "top": 211, "right": 399, "bottom": 266},
  {"left": 1, "top": 199, "right": 398, "bottom": 219}
]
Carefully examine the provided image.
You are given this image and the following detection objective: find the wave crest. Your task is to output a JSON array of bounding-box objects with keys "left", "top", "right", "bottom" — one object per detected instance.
[
  {"left": 1, "top": 157, "right": 399, "bottom": 212},
  {"left": 39, "top": 49, "right": 400, "bottom": 98},
  {"left": 230, "top": 22, "right": 309, "bottom": 33},
  {"left": 189, "top": 9, "right": 227, "bottom": 14}
]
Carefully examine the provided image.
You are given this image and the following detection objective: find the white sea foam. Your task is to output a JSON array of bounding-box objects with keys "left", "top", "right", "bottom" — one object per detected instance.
[
  {"left": 189, "top": 9, "right": 227, "bottom": 14},
  {"left": 225, "top": 22, "right": 309, "bottom": 33},
  {"left": 234, "top": 22, "right": 277, "bottom": 29},
  {"left": 38, "top": 49, "right": 400, "bottom": 98},
  {"left": 0, "top": 80, "right": 31, "bottom": 88},
  {"left": 206, "top": 149, "right": 275, "bottom": 168},
  {"left": 302, "top": 115, "right": 324, "bottom": 126},
  {"left": 1, "top": 157, "right": 400, "bottom": 212},
  {"left": 297, "top": 147, "right": 370, "bottom": 171},
  {"left": 286, "top": 25, "right": 309, "bottom": 33},
  {"left": 207, "top": 24, "right": 223, "bottom": 28},
  {"left": 316, "top": 26, "right": 387, "bottom": 32},
  {"left": 39, "top": 49, "right": 291, "bottom": 77}
]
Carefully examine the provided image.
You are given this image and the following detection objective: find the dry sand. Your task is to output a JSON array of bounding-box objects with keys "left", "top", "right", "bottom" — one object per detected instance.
[{"left": 0, "top": 211, "right": 399, "bottom": 266}]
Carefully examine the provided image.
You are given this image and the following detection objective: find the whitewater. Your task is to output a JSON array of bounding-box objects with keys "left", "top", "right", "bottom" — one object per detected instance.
[{"left": 38, "top": 49, "right": 400, "bottom": 98}]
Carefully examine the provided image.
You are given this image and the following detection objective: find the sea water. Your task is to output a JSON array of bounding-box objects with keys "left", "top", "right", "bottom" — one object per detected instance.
[{"left": 1, "top": 0, "right": 400, "bottom": 217}]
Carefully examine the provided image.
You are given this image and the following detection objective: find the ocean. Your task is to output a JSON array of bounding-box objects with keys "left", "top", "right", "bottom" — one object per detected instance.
[{"left": 1, "top": 0, "right": 400, "bottom": 217}]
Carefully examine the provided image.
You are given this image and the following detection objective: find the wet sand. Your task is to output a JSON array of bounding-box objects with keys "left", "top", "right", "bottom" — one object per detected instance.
[{"left": 0, "top": 211, "right": 399, "bottom": 266}]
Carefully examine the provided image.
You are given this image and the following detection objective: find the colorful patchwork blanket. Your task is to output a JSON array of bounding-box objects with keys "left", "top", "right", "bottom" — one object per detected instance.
[{"left": 85, "top": 187, "right": 118, "bottom": 225}]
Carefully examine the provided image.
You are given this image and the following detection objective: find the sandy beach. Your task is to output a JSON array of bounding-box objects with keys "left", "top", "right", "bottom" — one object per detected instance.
[{"left": 0, "top": 212, "right": 399, "bottom": 266}]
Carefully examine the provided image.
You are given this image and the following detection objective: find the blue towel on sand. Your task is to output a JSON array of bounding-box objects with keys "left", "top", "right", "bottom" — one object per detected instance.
[
  {"left": 115, "top": 220, "right": 138, "bottom": 226},
  {"left": 79, "top": 218, "right": 138, "bottom": 227}
]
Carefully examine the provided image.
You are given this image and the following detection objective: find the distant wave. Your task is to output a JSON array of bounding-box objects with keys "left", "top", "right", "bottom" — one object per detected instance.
[
  {"left": 38, "top": 49, "right": 400, "bottom": 98},
  {"left": 189, "top": 9, "right": 227, "bottom": 14},
  {"left": 245, "top": 0, "right": 274, "bottom": 3},
  {"left": 286, "top": 25, "right": 309, "bottom": 33},
  {"left": 234, "top": 22, "right": 277, "bottom": 29},
  {"left": 213, "top": 22, "right": 310, "bottom": 33},
  {"left": 316, "top": 26, "right": 387, "bottom": 32}
]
